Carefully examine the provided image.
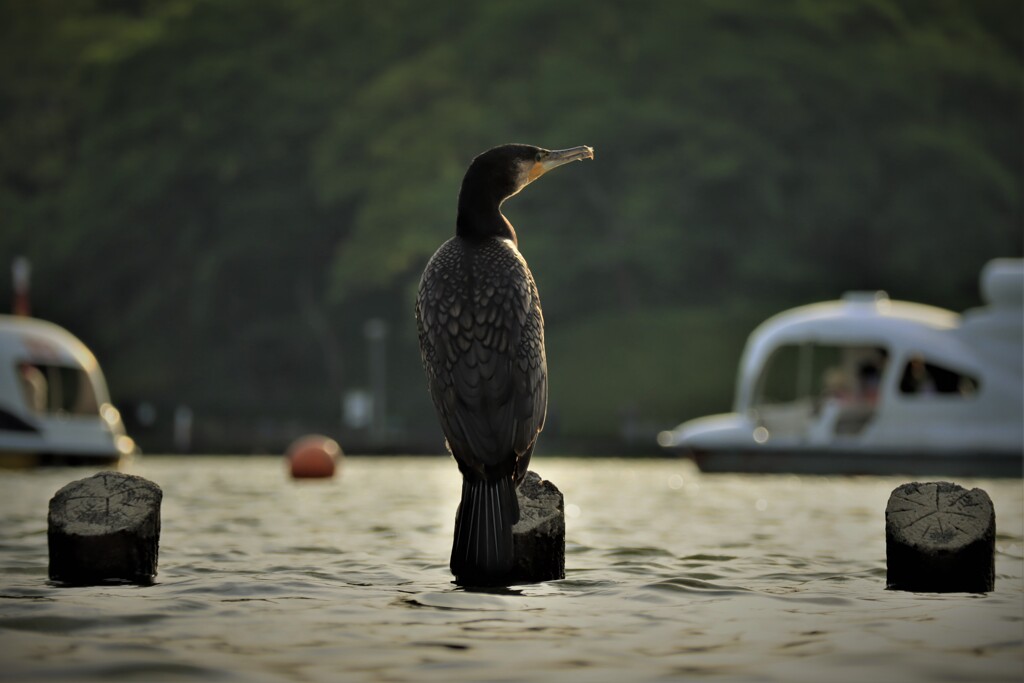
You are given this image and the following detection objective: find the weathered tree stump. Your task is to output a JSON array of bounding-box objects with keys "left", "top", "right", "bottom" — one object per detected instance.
[
  {"left": 48, "top": 472, "right": 163, "bottom": 585},
  {"left": 512, "top": 471, "right": 565, "bottom": 583},
  {"left": 885, "top": 481, "right": 995, "bottom": 593}
]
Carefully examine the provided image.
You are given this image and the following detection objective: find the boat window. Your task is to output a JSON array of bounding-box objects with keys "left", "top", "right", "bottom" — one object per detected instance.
[
  {"left": 899, "top": 357, "right": 979, "bottom": 397},
  {"left": 756, "top": 344, "right": 803, "bottom": 404},
  {"left": 754, "top": 344, "right": 888, "bottom": 438},
  {"left": 755, "top": 344, "right": 887, "bottom": 406},
  {"left": 17, "top": 363, "right": 100, "bottom": 416}
]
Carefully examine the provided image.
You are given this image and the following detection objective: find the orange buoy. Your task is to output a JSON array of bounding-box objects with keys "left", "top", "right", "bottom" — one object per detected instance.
[{"left": 286, "top": 435, "right": 342, "bottom": 479}]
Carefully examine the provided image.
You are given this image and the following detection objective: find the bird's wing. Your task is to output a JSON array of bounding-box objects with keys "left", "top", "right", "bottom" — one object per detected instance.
[{"left": 416, "top": 239, "right": 547, "bottom": 479}]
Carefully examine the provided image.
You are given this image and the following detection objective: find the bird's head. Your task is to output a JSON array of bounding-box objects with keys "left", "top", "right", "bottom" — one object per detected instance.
[{"left": 463, "top": 143, "right": 594, "bottom": 206}]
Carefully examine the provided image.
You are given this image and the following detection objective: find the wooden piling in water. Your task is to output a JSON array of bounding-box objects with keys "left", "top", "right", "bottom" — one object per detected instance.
[
  {"left": 513, "top": 471, "right": 565, "bottom": 583},
  {"left": 48, "top": 472, "right": 162, "bottom": 585},
  {"left": 885, "top": 481, "right": 995, "bottom": 593}
]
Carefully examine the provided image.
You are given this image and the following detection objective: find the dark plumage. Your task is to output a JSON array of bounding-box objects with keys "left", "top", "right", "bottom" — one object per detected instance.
[{"left": 415, "top": 143, "right": 594, "bottom": 585}]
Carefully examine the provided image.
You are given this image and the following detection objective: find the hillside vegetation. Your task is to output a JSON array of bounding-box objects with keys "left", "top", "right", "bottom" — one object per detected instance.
[{"left": 2, "top": 0, "right": 1020, "bottom": 451}]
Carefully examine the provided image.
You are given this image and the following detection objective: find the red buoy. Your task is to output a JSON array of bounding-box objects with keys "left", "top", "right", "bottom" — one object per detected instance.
[{"left": 287, "top": 435, "right": 342, "bottom": 479}]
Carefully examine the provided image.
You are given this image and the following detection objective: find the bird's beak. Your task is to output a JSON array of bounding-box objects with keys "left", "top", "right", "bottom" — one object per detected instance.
[{"left": 528, "top": 146, "right": 595, "bottom": 182}]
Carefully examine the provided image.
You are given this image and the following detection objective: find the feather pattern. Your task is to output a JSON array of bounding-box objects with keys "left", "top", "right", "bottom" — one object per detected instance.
[
  {"left": 450, "top": 476, "right": 519, "bottom": 582},
  {"left": 416, "top": 235, "right": 548, "bottom": 584},
  {"left": 415, "top": 236, "right": 547, "bottom": 482}
]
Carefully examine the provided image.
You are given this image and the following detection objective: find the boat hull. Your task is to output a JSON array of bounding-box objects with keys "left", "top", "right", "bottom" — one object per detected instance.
[
  {"left": 686, "top": 448, "right": 1022, "bottom": 478},
  {"left": 0, "top": 449, "right": 123, "bottom": 469}
]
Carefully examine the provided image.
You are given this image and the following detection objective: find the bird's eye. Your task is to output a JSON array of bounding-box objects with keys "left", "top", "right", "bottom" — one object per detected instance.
[{"left": 535, "top": 152, "right": 543, "bottom": 162}]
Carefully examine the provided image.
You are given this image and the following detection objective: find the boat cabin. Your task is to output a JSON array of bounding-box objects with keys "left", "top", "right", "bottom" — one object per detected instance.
[
  {"left": 660, "top": 259, "right": 1023, "bottom": 475},
  {"left": 0, "top": 315, "right": 135, "bottom": 466}
]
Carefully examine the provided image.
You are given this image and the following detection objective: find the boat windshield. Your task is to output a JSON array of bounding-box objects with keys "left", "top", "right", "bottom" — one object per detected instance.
[
  {"left": 17, "top": 363, "right": 100, "bottom": 417},
  {"left": 752, "top": 343, "right": 888, "bottom": 439}
]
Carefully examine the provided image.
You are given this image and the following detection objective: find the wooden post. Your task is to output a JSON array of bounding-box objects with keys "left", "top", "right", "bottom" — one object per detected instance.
[
  {"left": 48, "top": 472, "right": 162, "bottom": 585},
  {"left": 885, "top": 481, "right": 995, "bottom": 593},
  {"left": 512, "top": 471, "right": 565, "bottom": 583}
]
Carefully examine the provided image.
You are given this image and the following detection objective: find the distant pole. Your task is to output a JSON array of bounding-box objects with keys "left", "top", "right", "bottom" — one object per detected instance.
[
  {"left": 11, "top": 256, "right": 31, "bottom": 317},
  {"left": 173, "top": 405, "right": 193, "bottom": 454},
  {"left": 364, "top": 318, "right": 388, "bottom": 443}
]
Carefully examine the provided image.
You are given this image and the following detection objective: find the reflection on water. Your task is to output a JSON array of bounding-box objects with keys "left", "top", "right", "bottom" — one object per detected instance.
[{"left": 0, "top": 456, "right": 1021, "bottom": 682}]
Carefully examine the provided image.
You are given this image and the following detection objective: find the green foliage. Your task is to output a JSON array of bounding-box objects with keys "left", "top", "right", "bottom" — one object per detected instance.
[
  {"left": 545, "top": 306, "right": 761, "bottom": 440},
  {"left": 0, "top": 0, "right": 1020, "bottom": 451}
]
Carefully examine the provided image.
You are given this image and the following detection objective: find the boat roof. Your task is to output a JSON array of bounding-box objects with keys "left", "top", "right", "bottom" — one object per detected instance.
[
  {"left": 0, "top": 315, "right": 101, "bottom": 374},
  {"left": 734, "top": 292, "right": 971, "bottom": 408},
  {"left": 750, "top": 292, "right": 960, "bottom": 346},
  {"left": 740, "top": 260, "right": 1023, "bottom": 380}
]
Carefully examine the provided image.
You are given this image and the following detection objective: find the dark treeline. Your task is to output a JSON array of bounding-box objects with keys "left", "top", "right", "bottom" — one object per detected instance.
[{"left": 1, "top": 0, "right": 1021, "bottom": 453}]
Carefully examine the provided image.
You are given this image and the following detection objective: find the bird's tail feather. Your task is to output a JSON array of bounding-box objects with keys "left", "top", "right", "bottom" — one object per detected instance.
[{"left": 450, "top": 476, "right": 519, "bottom": 585}]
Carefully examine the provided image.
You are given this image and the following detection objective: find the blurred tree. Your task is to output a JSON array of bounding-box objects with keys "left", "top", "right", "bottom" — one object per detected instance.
[{"left": 0, "top": 0, "right": 1019, "bottom": 449}]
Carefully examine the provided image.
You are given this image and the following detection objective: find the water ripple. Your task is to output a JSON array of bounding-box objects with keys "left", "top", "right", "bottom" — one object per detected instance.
[{"left": 0, "top": 456, "right": 1020, "bottom": 683}]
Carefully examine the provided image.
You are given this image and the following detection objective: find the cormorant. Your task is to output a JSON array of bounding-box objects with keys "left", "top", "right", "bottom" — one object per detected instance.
[{"left": 415, "top": 143, "right": 594, "bottom": 585}]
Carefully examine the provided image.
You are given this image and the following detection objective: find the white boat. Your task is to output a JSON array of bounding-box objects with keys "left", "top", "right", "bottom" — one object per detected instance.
[
  {"left": 658, "top": 259, "right": 1023, "bottom": 477},
  {"left": 0, "top": 315, "right": 136, "bottom": 467}
]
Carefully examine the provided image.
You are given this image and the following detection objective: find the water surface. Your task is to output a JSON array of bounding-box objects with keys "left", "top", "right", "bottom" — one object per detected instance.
[{"left": 1, "top": 456, "right": 1021, "bottom": 682}]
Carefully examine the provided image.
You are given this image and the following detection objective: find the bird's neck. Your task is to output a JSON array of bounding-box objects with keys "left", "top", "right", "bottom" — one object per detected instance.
[
  {"left": 456, "top": 206, "right": 517, "bottom": 245},
  {"left": 456, "top": 180, "right": 518, "bottom": 244}
]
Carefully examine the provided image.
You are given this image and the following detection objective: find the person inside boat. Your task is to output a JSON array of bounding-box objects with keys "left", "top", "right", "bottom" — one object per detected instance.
[
  {"left": 822, "top": 367, "right": 854, "bottom": 401},
  {"left": 856, "top": 361, "right": 883, "bottom": 403},
  {"left": 813, "top": 349, "right": 888, "bottom": 437},
  {"left": 901, "top": 356, "right": 937, "bottom": 395}
]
